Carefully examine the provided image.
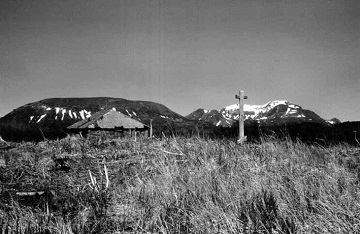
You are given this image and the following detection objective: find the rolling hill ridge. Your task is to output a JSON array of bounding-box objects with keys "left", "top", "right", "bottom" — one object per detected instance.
[{"left": 0, "top": 97, "right": 191, "bottom": 141}]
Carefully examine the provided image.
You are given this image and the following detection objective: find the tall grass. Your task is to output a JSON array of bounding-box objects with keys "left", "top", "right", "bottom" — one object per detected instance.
[{"left": 1, "top": 135, "right": 360, "bottom": 233}]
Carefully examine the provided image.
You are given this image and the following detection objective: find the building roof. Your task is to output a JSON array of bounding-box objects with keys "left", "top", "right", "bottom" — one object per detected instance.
[{"left": 67, "top": 109, "right": 148, "bottom": 130}]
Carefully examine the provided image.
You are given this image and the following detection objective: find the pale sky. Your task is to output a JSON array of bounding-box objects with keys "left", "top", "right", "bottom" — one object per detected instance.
[{"left": 1, "top": 0, "right": 359, "bottom": 121}]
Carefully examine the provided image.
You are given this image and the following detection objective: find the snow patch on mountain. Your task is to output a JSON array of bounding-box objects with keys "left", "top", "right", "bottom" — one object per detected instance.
[
  {"left": 225, "top": 104, "right": 239, "bottom": 111},
  {"left": 188, "top": 100, "right": 326, "bottom": 127},
  {"left": 79, "top": 110, "right": 85, "bottom": 119},
  {"left": 37, "top": 114, "right": 46, "bottom": 123},
  {"left": 222, "top": 100, "right": 295, "bottom": 120},
  {"left": 79, "top": 110, "right": 91, "bottom": 119},
  {"left": 40, "top": 105, "right": 49, "bottom": 110},
  {"left": 61, "top": 109, "right": 66, "bottom": 121}
]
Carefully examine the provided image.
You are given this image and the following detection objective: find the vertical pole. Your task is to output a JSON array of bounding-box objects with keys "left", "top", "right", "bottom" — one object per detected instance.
[
  {"left": 239, "top": 91, "right": 245, "bottom": 143},
  {"left": 150, "top": 119, "right": 153, "bottom": 138},
  {"left": 235, "top": 90, "right": 248, "bottom": 144}
]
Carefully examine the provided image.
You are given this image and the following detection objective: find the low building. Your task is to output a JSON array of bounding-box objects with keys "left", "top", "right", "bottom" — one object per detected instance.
[
  {"left": 67, "top": 109, "right": 150, "bottom": 137},
  {"left": 0, "top": 136, "right": 13, "bottom": 167},
  {"left": 0, "top": 136, "right": 10, "bottom": 150}
]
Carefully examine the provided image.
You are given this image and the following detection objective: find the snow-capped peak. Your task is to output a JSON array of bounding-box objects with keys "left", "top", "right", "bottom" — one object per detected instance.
[
  {"left": 226, "top": 100, "right": 290, "bottom": 112},
  {"left": 199, "top": 99, "right": 320, "bottom": 127},
  {"left": 262, "top": 100, "right": 289, "bottom": 108},
  {"left": 225, "top": 104, "right": 239, "bottom": 111},
  {"left": 223, "top": 101, "right": 271, "bottom": 120}
]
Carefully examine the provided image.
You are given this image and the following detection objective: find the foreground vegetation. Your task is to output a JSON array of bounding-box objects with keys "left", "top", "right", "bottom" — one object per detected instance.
[{"left": 1, "top": 134, "right": 360, "bottom": 233}]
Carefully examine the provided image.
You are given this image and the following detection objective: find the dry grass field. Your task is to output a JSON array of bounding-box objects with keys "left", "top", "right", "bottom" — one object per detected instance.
[{"left": 1, "top": 134, "right": 360, "bottom": 233}]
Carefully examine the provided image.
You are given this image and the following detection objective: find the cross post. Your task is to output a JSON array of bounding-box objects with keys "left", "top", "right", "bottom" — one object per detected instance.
[
  {"left": 235, "top": 90, "right": 248, "bottom": 144},
  {"left": 149, "top": 119, "right": 153, "bottom": 138}
]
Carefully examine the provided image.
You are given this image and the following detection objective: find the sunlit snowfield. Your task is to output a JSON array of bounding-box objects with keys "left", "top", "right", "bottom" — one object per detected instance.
[{"left": 1, "top": 135, "right": 360, "bottom": 233}]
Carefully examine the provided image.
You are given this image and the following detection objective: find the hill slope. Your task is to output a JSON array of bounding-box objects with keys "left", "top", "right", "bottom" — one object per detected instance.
[{"left": 0, "top": 97, "right": 189, "bottom": 141}]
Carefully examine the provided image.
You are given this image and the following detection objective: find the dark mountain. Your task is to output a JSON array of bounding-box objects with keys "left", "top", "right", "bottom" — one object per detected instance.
[
  {"left": 187, "top": 100, "right": 328, "bottom": 127},
  {"left": 185, "top": 100, "right": 360, "bottom": 145},
  {"left": 186, "top": 109, "right": 233, "bottom": 127},
  {"left": 0, "top": 97, "right": 193, "bottom": 141}
]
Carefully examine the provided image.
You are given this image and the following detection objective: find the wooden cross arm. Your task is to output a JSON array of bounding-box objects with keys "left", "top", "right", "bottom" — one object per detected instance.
[{"left": 235, "top": 95, "right": 248, "bottom": 99}]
